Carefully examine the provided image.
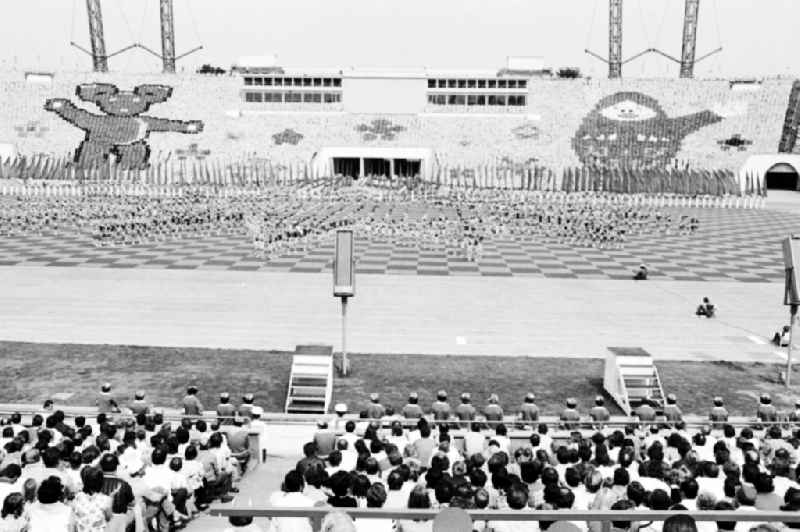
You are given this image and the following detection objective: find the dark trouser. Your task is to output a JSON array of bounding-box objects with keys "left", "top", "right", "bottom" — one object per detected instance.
[
  {"left": 232, "top": 451, "right": 250, "bottom": 475},
  {"left": 171, "top": 488, "right": 189, "bottom": 516},
  {"left": 199, "top": 472, "right": 232, "bottom": 504}
]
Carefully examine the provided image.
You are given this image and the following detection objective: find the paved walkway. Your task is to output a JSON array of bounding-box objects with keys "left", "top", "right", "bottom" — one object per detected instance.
[
  {"left": 188, "top": 457, "right": 295, "bottom": 532},
  {"left": 0, "top": 265, "right": 793, "bottom": 363}
]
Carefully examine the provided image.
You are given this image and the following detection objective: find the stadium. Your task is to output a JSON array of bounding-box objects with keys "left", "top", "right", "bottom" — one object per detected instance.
[{"left": 2, "top": 0, "right": 800, "bottom": 531}]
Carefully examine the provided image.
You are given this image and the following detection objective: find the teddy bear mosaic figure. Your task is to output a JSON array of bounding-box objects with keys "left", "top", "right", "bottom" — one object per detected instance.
[{"left": 45, "top": 83, "right": 204, "bottom": 170}]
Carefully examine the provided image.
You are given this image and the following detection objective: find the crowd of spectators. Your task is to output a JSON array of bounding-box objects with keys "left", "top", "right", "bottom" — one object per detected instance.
[
  {"left": 0, "top": 386, "right": 256, "bottom": 531},
  {"left": 4, "top": 382, "right": 800, "bottom": 531},
  {"left": 0, "top": 72, "right": 793, "bottom": 174},
  {"left": 258, "top": 390, "right": 800, "bottom": 532}
]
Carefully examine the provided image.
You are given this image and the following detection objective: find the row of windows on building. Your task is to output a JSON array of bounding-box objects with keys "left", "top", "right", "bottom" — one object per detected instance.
[
  {"left": 242, "top": 91, "right": 526, "bottom": 106},
  {"left": 427, "top": 78, "right": 528, "bottom": 90},
  {"left": 242, "top": 76, "right": 529, "bottom": 90},
  {"left": 243, "top": 91, "right": 342, "bottom": 103},
  {"left": 427, "top": 94, "right": 527, "bottom": 106},
  {"left": 243, "top": 76, "right": 343, "bottom": 88}
]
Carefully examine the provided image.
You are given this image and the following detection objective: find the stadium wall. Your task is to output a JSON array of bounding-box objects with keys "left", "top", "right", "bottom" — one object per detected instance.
[
  {"left": 342, "top": 76, "right": 426, "bottom": 114},
  {"left": 0, "top": 70, "right": 795, "bottom": 173}
]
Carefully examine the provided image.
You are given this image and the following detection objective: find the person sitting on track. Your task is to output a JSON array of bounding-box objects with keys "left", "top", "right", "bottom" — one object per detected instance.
[
  {"left": 695, "top": 297, "right": 715, "bottom": 318},
  {"left": 772, "top": 325, "right": 791, "bottom": 347}
]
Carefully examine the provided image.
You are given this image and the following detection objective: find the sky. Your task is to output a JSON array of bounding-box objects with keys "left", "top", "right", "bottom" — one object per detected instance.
[{"left": 0, "top": 0, "right": 797, "bottom": 78}]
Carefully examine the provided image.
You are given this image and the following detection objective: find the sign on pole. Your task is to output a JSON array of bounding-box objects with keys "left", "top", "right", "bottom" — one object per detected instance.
[
  {"left": 334, "top": 230, "right": 355, "bottom": 298},
  {"left": 334, "top": 230, "right": 355, "bottom": 375}
]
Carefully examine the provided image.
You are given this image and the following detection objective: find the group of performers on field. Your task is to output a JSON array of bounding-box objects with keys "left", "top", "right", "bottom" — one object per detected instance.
[{"left": 0, "top": 178, "right": 701, "bottom": 261}]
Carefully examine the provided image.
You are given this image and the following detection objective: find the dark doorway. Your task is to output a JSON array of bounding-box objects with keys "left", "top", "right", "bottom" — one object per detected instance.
[
  {"left": 333, "top": 157, "right": 360, "bottom": 178},
  {"left": 765, "top": 163, "right": 799, "bottom": 190},
  {"left": 394, "top": 159, "right": 421, "bottom": 178},
  {"left": 363, "top": 158, "right": 391, "bottom": 177}
]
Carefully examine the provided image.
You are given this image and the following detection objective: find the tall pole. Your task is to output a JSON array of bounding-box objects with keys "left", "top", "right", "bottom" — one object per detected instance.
[
  {"left": 85, "top": 0, "right": 108, "bottom": 72},
  {"left": 788, "top": 304, "right": 798, "bottom": 388},
  {"left": 784, "top": 237, "right": 800, "bottom": 387},
  {"left": 680, "top": 0, "right": 700, "bottom": 78},
  {"left": 608, "top": 0, "right": 623, "bottom": 79},
  {"left": 160, "top": 0, "right": 177, "bottom": 73},
  {"left": 341, "top": 296, "right": 349, "bottom": 376}
]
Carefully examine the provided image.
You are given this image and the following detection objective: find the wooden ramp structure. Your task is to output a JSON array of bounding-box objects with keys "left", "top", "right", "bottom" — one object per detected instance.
[
  {"left": 603, "top": 347, "right": 665, "bottom": 415},
  {"left": 284, "top": 344, "right": 333, "bottom": 414}
]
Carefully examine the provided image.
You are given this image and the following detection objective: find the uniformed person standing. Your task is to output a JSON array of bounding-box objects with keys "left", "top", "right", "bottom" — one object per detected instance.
[
  {"left": 238, "top": 393, "right": 255, "bottom": 419},
  {"left": 484, "top": 394, "right": 504, "bottom": 427},
  {"left": 589, "top": 396, "right": 610, "bottom": 427},
  {"left": 789, "top": 399, "right": 800, "bottom": 424},
  {"left": 662, "top": 393, "right": 682, "bottom": 423},
  {"left": 96, "top": 383, "right": 120, "bottom": 414},
  {"left": 455, "top": 393, "right": 477, "bottom": 423},
  {"left": 401, "top": 392, "right": 424, "bottom": 420},
  {"left": 366, "top": 393, "right": 386, "bottom": 420},
  {"left": 431, "top": 390, "right": 451, "bottom": 421},
  {"left": 518, "top": 393, "right": 540, "bottom": 425},
  {"left": 560, "top": 397, "right": 581, "bottom": 430},
  {"left": 709, "top": 396, "right": 728, "bottom": 430},
  {"left": 182, "top": 386, "right": 203, "bottom": 416},
  {"left": 756, "top": 393, "right": 778, "bottom": 423},
  {"left": 217, "top": 392, "right": 236, "bottom": 425},
  {"left": 129, "top": 390, "right": 151, "bottom": 417},
  {"left": 635, "top": 399, "right": 657, "bottom": 423}
]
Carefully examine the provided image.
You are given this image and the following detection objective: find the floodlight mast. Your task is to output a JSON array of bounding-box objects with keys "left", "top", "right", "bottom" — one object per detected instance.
[
  {"left": 586, "top": 0, "right": 720, "bottom": 79},
  {"left": 85, "top": 0, "right": 108, "bottom": 72},
  {"left": 679, "top": 0, "right": 700, "bottom": 78},
  {"left": 160, "top": 0, "right": 177, "bottom": 73},
  {"left": 608, "top": 0, "right": 623, "bottom": 79},
  {"left": 76, "top": 0, "right": 201, "bottom": 72}
]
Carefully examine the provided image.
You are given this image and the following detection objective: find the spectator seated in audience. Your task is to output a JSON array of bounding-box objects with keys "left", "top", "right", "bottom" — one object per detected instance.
[
  {"left": 314, "top": 420, "right": 338, "bottom": 459},
  {"left": 224, "top": 514, "right": 267, "bottom": 532},
  {"left": 269, "top": 470, "right": 315, "bottom": 532},
  {"left": 28, "top": 476, "right": 73, "bottom": 532},
  {"left": 395, "top": 484, "right": 433, "bottom": 532},
  {"left": 0, "top": 492, "right": 25, "bottom": 531},
  {"left": 226, "top": 417, "right": 252, "bottom": 474}
]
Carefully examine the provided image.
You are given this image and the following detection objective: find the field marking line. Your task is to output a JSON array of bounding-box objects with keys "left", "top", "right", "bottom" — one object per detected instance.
[{"left": 747, "top": 335, "right": 767, "bottom": 345}]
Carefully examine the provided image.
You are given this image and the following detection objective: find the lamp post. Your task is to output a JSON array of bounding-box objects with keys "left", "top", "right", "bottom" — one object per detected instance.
[{"left": 340, "top": 296, "right": 349, "bottom": 376}]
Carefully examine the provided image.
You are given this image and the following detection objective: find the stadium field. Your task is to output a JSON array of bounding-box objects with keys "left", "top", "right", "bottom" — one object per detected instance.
[{"left": 1, "top": 203, "right": 798, "bottom": 282}]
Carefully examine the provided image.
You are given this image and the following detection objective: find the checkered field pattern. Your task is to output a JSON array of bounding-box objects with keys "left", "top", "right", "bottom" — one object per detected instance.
[{"left": 0, "top": 207, "right": 798, "bottom": 282}]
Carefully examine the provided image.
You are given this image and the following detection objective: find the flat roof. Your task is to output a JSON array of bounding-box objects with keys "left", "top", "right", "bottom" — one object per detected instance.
[{"left": 241, "top": 66, "right": 534, "bottom": 79}]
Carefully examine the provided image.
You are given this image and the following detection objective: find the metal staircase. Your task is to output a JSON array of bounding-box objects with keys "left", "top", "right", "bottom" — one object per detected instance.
[
  {"left": 284, "top": 345, "right": 333, "bottom": 414},
  {"left": 603, "top": 347, "right": 665, "bottom": 415}
]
